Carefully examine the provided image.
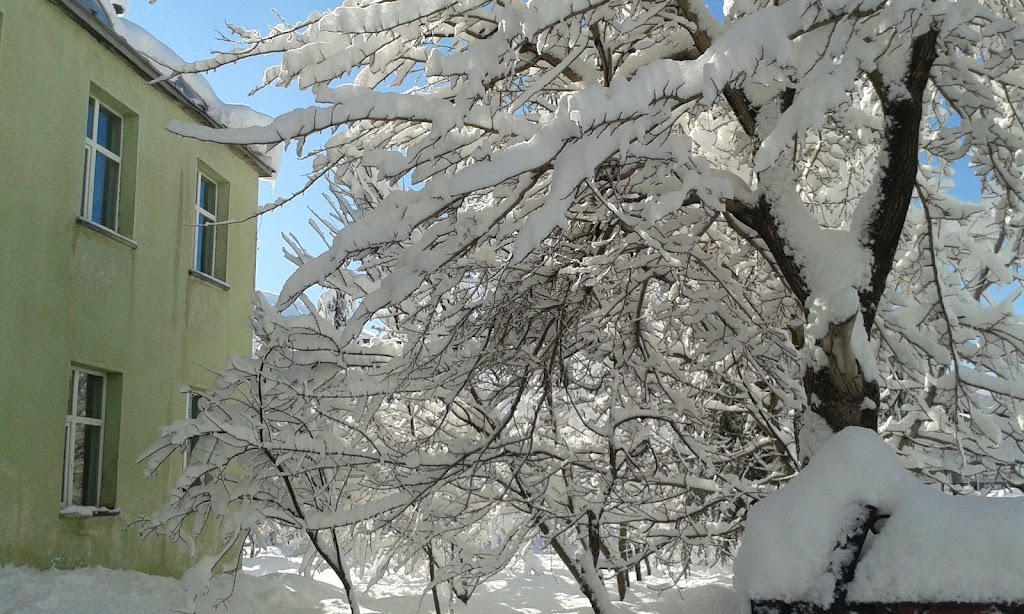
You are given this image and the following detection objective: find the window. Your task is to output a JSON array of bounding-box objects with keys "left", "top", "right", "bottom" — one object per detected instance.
[
  {"left": 82, "top": 98, "right": 123, "bottom": 232},
  {"left": 183, "top": 391, "right": 210, "bottom": 486},
  {"left": 195, "top": 173, "right": 220, "bottom": 277},
  {"left": 190, "top": 166, "right": 229, "bottom": 285},
  {"left": 62, "top": 369, "right": 106, "bottom": 508},
  {"left": 184, "top": 391, "right": 202, "bottom": 470}
]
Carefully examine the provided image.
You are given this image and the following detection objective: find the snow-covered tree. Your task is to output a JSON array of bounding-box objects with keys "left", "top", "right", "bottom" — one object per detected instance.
[{"left": 142, "top": 0, "right": 1024, "bottom": 610}]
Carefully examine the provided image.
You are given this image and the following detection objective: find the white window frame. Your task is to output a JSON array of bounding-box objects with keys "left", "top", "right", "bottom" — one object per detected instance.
[
  {"left": 82, "top": 98, "right": 123, "bottom": 230},
  {"left": 194, "top": 172, "right": 218, "bottom": 277},
  {"left": 62, "top": 368, "right": 106, "bottom": 509}
]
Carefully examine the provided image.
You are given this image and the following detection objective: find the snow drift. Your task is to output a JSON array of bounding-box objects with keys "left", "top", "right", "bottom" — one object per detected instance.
[{"left": 734, "top": 427, "right": 1024, "bottom": 611}]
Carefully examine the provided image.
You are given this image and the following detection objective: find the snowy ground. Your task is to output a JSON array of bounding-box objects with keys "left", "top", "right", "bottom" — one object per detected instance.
[{"left": 0, "top": 550, "right": 738, "bottom": 613}]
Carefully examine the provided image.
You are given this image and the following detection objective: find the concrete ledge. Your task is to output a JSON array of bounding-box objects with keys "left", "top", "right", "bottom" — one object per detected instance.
[
  {"left": 189, "top": 268, "right": 230, "bottom": 291},
  {"left": 76, "top": 217, "right": 138, "bottom": 249}
]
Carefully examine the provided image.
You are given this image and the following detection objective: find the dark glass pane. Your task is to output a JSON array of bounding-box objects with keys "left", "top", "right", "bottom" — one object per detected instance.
[
  {"left": 189, "top": 394, "right": 202, "bottom": 420},
  {"left": 67, "top": 373, "right": 76, "bottom": 416},
  {"left": 86, "top": 99, "right": 95, "bottom": 138},
  {"left": 184, "top": 395, "right": 201, "bottom": 481},
  {"left": 75, "top": 372, "right": 104, "bottom": 419},
  {"left": 62, "top": 424, "right": 70, "bottom": 501},
  {"left": 72, "top": 424, "right": 102, "bottom": 506},
  {"left": 199, "top": 177, "right": 217, "bottom": 214},
  {"left": 84, "top": 373, "right": 104, "bottom": 418},
  {"left": 196, "top": 216, "right": 215, "bottom": 274},
  {"left": 92, "top": 154, "right": 119, "bottom": 229},
  {"left": 96, "top": 105, "right": 121, "bottom": 155}
]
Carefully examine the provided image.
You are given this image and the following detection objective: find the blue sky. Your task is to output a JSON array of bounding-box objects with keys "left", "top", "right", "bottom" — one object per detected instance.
[{"left": 129, "top": 1, "right": 333, "bottom": 297}]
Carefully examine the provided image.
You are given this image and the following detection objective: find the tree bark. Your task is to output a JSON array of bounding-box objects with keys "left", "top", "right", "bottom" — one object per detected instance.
[
  {"left": 724, "top": 28, "right": 938, "bottom": 461},
  {"left": 578, "top": 546, "right": 618, "bottom": 614},
  {"left": 537, "top": 521, "right": 616, "bottom": 613},
  {"left": 808, "top": 318, "right": 879, "bottom": 412},
  {"left": 310, "top": 531, "right": 360, "bottom": 614},
  {"left": 427, "top": 542, "right": 443, "bottom": 614},
  {"left": 616, "top": 524, "right": 628, "bottom": 600}
]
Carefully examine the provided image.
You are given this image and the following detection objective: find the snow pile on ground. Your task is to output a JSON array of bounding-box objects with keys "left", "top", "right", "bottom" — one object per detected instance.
[
  {"left": 734, "top": 427, "right": 1024, "bottom": 610},
  {"left": 246, "top": 551, "right": 738, "bottom": 614},
  {"left": 0, "top": 564, "right": 351, "bottom": 614},
  {"left": 0, "top": 553, "right": 736, "bottom": 613}
]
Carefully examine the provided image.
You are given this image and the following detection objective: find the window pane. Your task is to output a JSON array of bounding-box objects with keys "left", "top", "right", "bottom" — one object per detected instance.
[
  {"left": 199, "top": 177, "right": 217, "bottom": 214},
  {"left": 81, "top": 148, "right": 91, "bottom": 217},
  {"left": 75, "top": 372, "right": 104, "bottom": 419},
  {"left": 188, "top": 394, "right": 202, "bottom": 420},
  {"left": 71, "top": 424, "right": 102, "bottom": 507},
  {"left": 196, "top": 216, "right": 215, "bottom": 274},
  {"left": 96, "top": 106, "right": 121, "bottom": 155},
  {"left": 86, "top": 99, "right": 95, "bottom": 138},
  {"left": 67, "top": 373, "right": 76, "bottom": 416},
  {"left": 62, "top": 423, "right": 70, "bottom": 501},
  {"left": 184, "top": 394, "right": 203, "bottom": 480},
  {"left": 91, "top": 154, "right": 119, "bottom": 229}
]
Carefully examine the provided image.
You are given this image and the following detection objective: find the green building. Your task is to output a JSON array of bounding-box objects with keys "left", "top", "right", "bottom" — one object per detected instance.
[{"left": 0, "top": 0, "right": 275, "bottom": 576}]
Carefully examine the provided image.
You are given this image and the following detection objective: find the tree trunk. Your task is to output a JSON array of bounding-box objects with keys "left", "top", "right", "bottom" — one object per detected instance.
[
  {"left": 577, "top": 546, "right": 618, "bottom": 614},
  {"left": 537, "top": 521, "right": 586, "bottom": 587},
  {"left": 427, "top": 543, "right": 443, "bottom": 614},
  {"left": 724, "top": 31, "right": 937, "bottom": 463},
  {"left": 616, "top": 524, "right": 627, "bottom": 600},
  {"left": 799, "top": 315, "right": 880, "bottom": 463},
  {"left": 311, "top": 531, "right": 361, "bottom": 614},
  {"left": 537, "top": 522, "right": 617, "bottom": 613}
]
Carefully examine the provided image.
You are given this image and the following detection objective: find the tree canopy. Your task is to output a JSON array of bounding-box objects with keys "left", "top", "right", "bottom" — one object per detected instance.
[{"left": 143, "top": 0, "right": 1024, "bottom": 611}]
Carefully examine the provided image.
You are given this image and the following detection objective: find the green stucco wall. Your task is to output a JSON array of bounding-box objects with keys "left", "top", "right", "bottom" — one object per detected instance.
[{"left": 0, "top": 0, "right": 262, "bottom": 577}]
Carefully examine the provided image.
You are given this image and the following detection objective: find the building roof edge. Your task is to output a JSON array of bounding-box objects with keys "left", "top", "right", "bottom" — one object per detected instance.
[{"left": 51, "top": 0, "right": 276, "bottom": 178}]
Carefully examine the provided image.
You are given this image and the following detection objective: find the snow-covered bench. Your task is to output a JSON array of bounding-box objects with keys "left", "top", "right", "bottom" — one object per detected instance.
[{"left": 733, "top": 428, "right": 1024, "bottom": 614}]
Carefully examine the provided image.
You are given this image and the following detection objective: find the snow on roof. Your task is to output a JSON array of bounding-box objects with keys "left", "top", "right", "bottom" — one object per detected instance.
[
  {"left": 733, "top": 427, "right": 1024, "bottom": 611},
  {"left": 68, "top": 0, "right": 281, "bottom": 175},
  {"left": 74, "top": 0, "right": 114, "bottom": 27}
]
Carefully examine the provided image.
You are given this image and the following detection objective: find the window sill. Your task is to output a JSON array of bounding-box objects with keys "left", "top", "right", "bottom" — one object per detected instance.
[
  {"left": 189, "top": 269, "right": 230, "bottom": 291},
  {"left": 76, "top": 217, "right": 137, "bottom": 249},
  {"left": 59, "top": 506, "right": 120, "bottom": 518}
]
